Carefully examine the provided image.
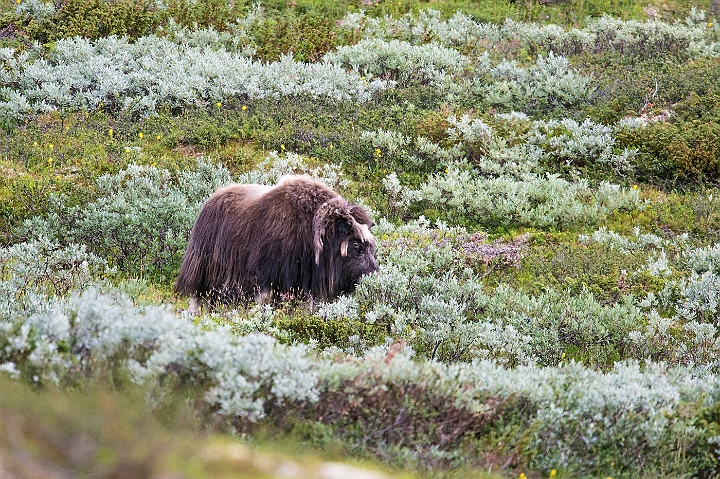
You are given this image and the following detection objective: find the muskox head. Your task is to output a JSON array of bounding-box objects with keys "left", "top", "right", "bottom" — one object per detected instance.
[
  {"left": 312, "top": 197, "right": 379, "bottom": 298},
  {"left": 175, "top": 176, "right": 379, "bottom": 312}
]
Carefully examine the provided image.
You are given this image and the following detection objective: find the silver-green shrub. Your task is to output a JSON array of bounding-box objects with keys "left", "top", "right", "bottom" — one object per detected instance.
[
  {"left": 319, "top": 345, "right": 719, "bottom": 474},
  {"left": 371, "top": 114, "right": 640, "bottom": 228},
  {"left": 349, "top": 220, "right": 647, "bottom": 366},
  {"left": 406, "top": 164, "right": 639, "bottom": 228},
  {"left": 14, "top": 0, "right": 55, "bottom": 19},
  {"left": 525, "top": 117, "right": 635, "bottom": 172},
  {"left": 0, "top": 35, "right": 391, "bottom": 121},
  {"left": 1, "top": 269, "right": 718, "bottom": 475},
  {"left": 472, "top": 52, "right": 593, "bottom": 109},
  {"left": 579, "top": 226, "right": 673, "bottom": 252},
  {"left": 679, "top": 271, "right": 720, "bottom": 324},
  {"left": 686, "top": 242, "right": 720, "bottom": 274},
  {"left": 22, "top": 159, "right": 231, "bottom": 281},
  {"left": 0, "top": 236, "right": 109, "bottom": 297},
  {"left": 338, "top": 9, "right": 720, "bottom": 59},
  {"left": 235, "top": 151, "right": 348, "bottom": 189},
  {"left": 0, "top": 285, "right": 319, "bottom": 420},
  {"left": 323, "top": 38, "right": 469, "bottom": 86}
]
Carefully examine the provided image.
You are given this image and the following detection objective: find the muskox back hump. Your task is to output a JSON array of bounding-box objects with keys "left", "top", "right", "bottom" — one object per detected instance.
[{"left": 211, "top": 183, "right": 273, "bottom": 209}]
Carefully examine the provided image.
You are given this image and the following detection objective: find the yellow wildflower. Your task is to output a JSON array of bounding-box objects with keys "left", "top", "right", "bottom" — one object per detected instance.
[
  {"left": 108, "top": 128, "right": 114, "bottom": 137},
  {"left": 138, "top": 132, "right": 143, "bottom": 139},
  {"left": 242, "top": 105, "right": 247, "bottom": 111},
  {"left": 550, "top": 470, "right": 557, "bottom": 477}
]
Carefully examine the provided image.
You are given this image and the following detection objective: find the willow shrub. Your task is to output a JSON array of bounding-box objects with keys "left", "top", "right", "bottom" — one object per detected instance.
[{"left": 20, "top": 160, "right": 231, "bottom": 283}]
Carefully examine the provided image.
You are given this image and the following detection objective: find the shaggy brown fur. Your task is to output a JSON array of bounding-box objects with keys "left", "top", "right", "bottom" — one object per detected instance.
[{"left": 175, "top": 176, "right": 378, "bottom": 309}]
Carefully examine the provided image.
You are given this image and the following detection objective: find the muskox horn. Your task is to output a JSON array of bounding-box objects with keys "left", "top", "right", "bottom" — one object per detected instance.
[{"left": 351, "top": 219, "right": 375, "bottom": 245}]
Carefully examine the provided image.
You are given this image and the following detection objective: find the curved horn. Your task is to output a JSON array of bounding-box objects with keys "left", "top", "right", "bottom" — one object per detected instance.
[{"left": 349, "top": 217, "right": 375, "bottom": 245}]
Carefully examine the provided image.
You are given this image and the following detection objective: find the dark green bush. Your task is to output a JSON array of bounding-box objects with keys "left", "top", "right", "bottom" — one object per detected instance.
[
  {"left": 673, "top": 91, "right": 720, "bottom": 122},
  {"left": 164, "top": 0, "right": 243, "bottom": 31},
  {"left": 587, "top": 58, "right": 720, "bottom": 127},
  {"left": 605, "top": 187, "right": 720, "bottom": 245},
  {"left": 0, "top": 174, "right": 87, "bottom": 244},
  {"left": 617, "top": 120, "right": 720, "bottom": 186},
  {"left": 252, "top": 12, "right": 342, "bottom": 62},
  {"left": 23, "top": 0, "right": 160, "bottom": 43},
  {"left": 274, "top": 316, "right": 386, "bottom": 350},
  {"left": 689, "top": 401, "right": 720, "bottom": 477},
  {"left": 183, "top": 117, "right": 241, "bottom": 149}
]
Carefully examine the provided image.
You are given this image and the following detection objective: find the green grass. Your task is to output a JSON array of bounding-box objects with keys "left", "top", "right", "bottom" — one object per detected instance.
[{"left": 3, "top": 0, "right": 720, "bottom": 477}]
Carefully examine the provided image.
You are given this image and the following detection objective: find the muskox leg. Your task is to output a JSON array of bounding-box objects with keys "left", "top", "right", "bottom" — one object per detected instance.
[
  {"left": 188, "top": 296, "right": 202, "bottom": 315},
  {"left": 255, "top": 289, "right": 274, "bottom": 305}
]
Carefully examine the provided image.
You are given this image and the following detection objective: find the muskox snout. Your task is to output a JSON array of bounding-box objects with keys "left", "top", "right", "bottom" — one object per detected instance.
[
  {"left": 341, "top": 249, "right": 379, "bottom": 294},
  {"left": 366, "top": 253, "right": 380, "bottom": 275}
]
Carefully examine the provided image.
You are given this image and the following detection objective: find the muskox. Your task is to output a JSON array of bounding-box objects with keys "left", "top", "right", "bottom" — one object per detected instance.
[{"left": 175, "top": 175, "right": 379, "bottom": 313}]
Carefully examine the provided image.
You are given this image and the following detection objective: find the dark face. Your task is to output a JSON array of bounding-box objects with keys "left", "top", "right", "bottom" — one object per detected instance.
[{"left": 338, "top": 234, "right": 379, "bottom": 294}]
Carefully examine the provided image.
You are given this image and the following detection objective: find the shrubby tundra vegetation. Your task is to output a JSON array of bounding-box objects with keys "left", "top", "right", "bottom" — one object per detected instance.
[{"left": 3, "top": 0, "right": 720, "bottom": 477}]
